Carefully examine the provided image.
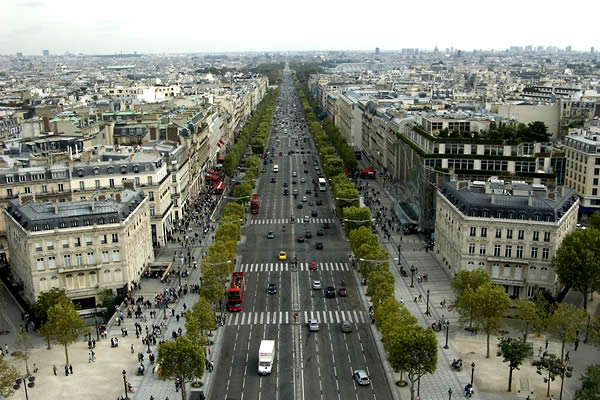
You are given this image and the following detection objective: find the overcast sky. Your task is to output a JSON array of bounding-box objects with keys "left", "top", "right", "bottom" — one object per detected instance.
[{"left": 1, "top": 0, "right": 599, "bottom": 55}]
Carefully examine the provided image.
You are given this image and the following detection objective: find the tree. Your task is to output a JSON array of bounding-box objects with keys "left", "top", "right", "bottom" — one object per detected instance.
[
  {"left": 372, "top": 281, "right": 395, "bottom": 306},
  {"left": 546, "top": 303, "right": 587, "bottom": 361},
  {"left": 496, "top": 336, "right": 531, "bottom": 392},
  {"left": 30, "top": 287, "right": 69, "bottom": 326},
  {"left": 533, "top": 289, "right": 557, "bottom": 329},
  {"left": 185, "top": 297, "right": 215, "bottom": 343},
  {"left": 348, "top": 226, "right": 378, "bottom": 252},
  {"left": 590, "top": 212, "right": 600, "bottom": 230},
  {"left": 12, "top": 328, "right": 34, "bottom": 376},
  {"left": 342, "top": 206, "right": 371, "bottom": 234},
  {"left": 384, "top": 324, "right": 438, "bottom": 400},
  {"left": 40, "top": 301, "right": 89, "bottom": 365},
  {"left": 513, "top": 298, "right": 543, "bottom": 342},
  {"left": 374, "top": 297, "right": 416, "bottom": 337},
  {"left": 366, "top": 270, "right": 395, "bottom": 297},
  {"left": 157, "top": 336, "right": 205, "bottom": 400},
  {"left": 532, "top": 352, "right": 563, "bottom": 398},
  {"left": 552, "top": 228, "right": 600, "bottom": 311},
  {"left": 0, "top": 356, "right": 19, "bottom": 398},
  {"left": 471, "top": 283, "right": 511, "bottom": 358},
  {"left": 575, "top": 364, "right": 600, "bottom": 400},
  {"left": 455, "top": 286, "right": 478, "bottom": 330},
  {"left": 451, "top": 268, "right": 491, "bottom": 297}
]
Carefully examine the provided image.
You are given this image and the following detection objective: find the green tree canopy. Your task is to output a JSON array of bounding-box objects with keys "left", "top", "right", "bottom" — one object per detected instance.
[
  {"left": 471, "top": 283, "right": 511, "bottom": 358},
  {"left": 30, "top": 287, "right": 70, "bottom": 326},
  {"left": 0, "top": 356, "right": 19, "bottom": 398},
  {"left": 343, "top": 207, "right": 372, "bottom": 234},
  {"left": 366, "top": 270, "right": 395, "bottom": 298},
  {"left": 374, "top": 297, "right": 417, "bottom": 337},
  {"left": 551, "top": 228, "right": 600, "bottom": 311},
  {"left": 513, "top": 298, "right": 543, "bottom": 342},
  {"left": 496, "top": 336, "right": 532, "bottom": 392},
  {"left": 546, "top": 303, "right": 587, "bottom": 360},
  {"left": 40, "top": 301, "right": 89, "bottom": 365},
  {"left": 157, "top": 336, "right": 205, "bottom": 400},
  {"left": 451, "top": 268, "right": 491, "bottom": 298},
  {"left": 348, "top": 226, "right": 379, "bottom": 252},
  {"left": 185, "top": 297, "right": 216, "bottom": 344},
  {"left": 575, "top": 364, "right": 600, "bottom": 400},
  {"left": 223, "top": 203, "right": 244, "bottom": 220},
  {"left": 532, "top": 352, "right": 563, "bottom": 398},
  {"left": 591, "top": 212, "right": 600, "bottom": 230}
]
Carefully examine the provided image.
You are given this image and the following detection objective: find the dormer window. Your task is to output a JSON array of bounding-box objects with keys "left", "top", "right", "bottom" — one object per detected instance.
[
  {"left": 107, "top": 167, "right": 114, "bottom": 174},
  {"left": 77, "top": 169, "right": 84, "bottom": 177},
  {"left": 121, "top": 166, "right": 127, "bottom": 174},
  {"left": 133, "top": 164, "right": 139, "bottom": 173},
  {"left": 94, "top": 168, "right": 99, "bottom": 175}
]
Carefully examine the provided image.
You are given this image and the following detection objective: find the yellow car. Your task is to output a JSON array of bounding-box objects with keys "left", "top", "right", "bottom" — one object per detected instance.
[{"left": 279, "top": 251, "right": 287, "bottom": 261}]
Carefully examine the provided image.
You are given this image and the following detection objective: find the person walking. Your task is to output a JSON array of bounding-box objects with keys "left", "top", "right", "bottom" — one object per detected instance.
[
  {"left": 53, "top": 365, "right": 57, "bottom": 376},
  {"left": 69, "top": 364, "right": 73, "bottom": 374}
]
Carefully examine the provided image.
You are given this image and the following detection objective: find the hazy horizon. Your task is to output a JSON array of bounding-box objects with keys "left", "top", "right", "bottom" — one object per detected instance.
[{"left": 2, "top": 0, "right": 599, "bottom": 56}]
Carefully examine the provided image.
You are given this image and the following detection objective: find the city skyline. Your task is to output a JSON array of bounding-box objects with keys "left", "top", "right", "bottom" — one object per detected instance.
[{"left": 1, "top": 0, "right": 599, "bottom": 55}]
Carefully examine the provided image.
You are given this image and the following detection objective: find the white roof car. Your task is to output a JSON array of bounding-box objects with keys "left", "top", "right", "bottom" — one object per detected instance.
[
  {"left": 353, "top": 369, "right": 370, "bottom": 386},
  {"left": 308, "top": 319, "right": 320, "bottom": 331},
  {"left": 312, "top": 280, "right": 322, "bottom": 289}
]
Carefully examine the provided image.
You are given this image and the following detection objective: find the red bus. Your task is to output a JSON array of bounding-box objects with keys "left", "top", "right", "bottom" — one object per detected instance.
[
  {"left": 227, "top": 272, "right": 244, "bottom": 312},
  {"left": 250, "top": 193, "right": 260, "bottom": 214}
]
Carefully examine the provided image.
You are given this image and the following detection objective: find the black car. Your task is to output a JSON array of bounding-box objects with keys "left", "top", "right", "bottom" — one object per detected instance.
[
  {"left": 270, "top": 177, "right": 276, "bottom": 183},
  {"left": 297, "top": 203, "right": 303, "bottom": 209},
  {"left": 305, "top": 231, "right": 312, "bottom": 238},
  {"left": 297, "top": 235, "right": 305, "bottom": 243},
  {"left": 306, "top": 189, "right": 311, "bottom": 194},
  {"left": 317, "top": 229, "right": 324, "bottom": 236},
  {"left": 316, "top": 242, "right": 323, "bottom": 250},
  {"left": 322, "top": 222, "right": 330, "bottom": 229},
  {"left": 316, "top": 199, "right": 323, "bottom": 205},
  {"left": 283, "top": 189, "right": 289, "bottom": 196},
  {"left": 325, "top": 286, "right": 336, "bottom": 298},
  {"left": 283, "top": 182, "right": 288, "bottom": 187},
  {"left": 267, "top": 283, "right": 277, "bottom": 294},
  {"left": 311, "top": 210, "right": 317, "bottom": 217},
  {"left": 304, "top": 169, "right": 309, "bottom": 173}
]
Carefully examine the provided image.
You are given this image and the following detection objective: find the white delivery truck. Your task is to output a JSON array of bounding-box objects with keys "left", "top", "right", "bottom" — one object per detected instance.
[{"left": 258, "top": 340, "right": 275, "bottom": 375}]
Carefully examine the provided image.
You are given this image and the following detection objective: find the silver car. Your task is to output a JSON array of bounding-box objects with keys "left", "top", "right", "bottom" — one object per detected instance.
[
  {"left": 312, "top": 280, "right": 322, "bottom": 290},
  {"left": 308, "top": 319, "right": 320, "bottom": 332},
  {"left": 353, "top": 369, "right": 370, "bottom": 386}
]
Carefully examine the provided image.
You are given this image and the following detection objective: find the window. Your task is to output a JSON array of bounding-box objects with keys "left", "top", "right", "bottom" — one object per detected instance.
[
  {"left": 100, "top": 235, "right": 107, "bottom": 245},
  {"left": 149, "top": 191, "right": 155, "bottom": 201},
  {"left": 62, "top": 239, "right": 69, "bottom": 249},
  {"left": 74, "top": 237, "right": 81, "bottom": 247},
  {"left": 481, "top": 227, "right": 487, "bottom": 237},
  {"left": 6, "top": 176, "right": 13, "bottom": 183},
  {"left": 479, "top": 245, "right": 486, "bottom": 255},
  {"left": 86, "top": 236, "right": 93, "bottom": 246},
  {"left": 75, "top": 253, "right": 83, "bottom": 266},
  {"left": 42, "top": 185, "right": 47, "bottom": 193},
  {"left": 63, "top": 254, "right": 71, "bottom": 267},
  {"left": 48, "top": 256, "right": 56, "bottom": 269},
  {"left": 58, "top": 183, "right": 64, "bottom": 192},
  {"left": 544, "top": 232, "right": 551, "bottom": 242},
  {"left": 531, "top": 247, "right": 538, "bottom": 258},
  {"left": 112, "top": 250, "right": 120, "bottom": 262},
  {"left": 518, "top": 230, "right": 524, "bottom": 240},
  {"left": 496, "top": 229, "right": 502, "bottom": 239},
  {"left": 148, "top": 176, "right": 153, "bottom": 185},
  {"left": 109, "top": 179, "right": 115, "bottom": 188},
  {"left": 102, "top": 251, "right": 109, "bottom": 263},
  {"left": 542, "top": 248, "right": 550, "bottom": 260},
  {"left": 494, "top": 245, "right": 501, "bottom": 257},
  {"left": 470, "top": 227, "right": 476, "bottom": 237},
  {"left": 135, "top": 177, "right": 140, "bottom": 186},
  {"left": 46, "top": 241, "right": 54, "bottom": 250},
  {"left": 112, "top": 233, "right": 119, "bottom": 243},
  {"left": 150, "top": 207, "right": 155, "bottom": 216},
  {"left": 506, "top": 229, "right": 513, "bottom": 239},
  {"left": 468, "top": 243, "right": 475, "bottom": 254},
  {"left": 79, "top": 181, "right": 85, "bottom": 190},
  {"left": 24, "top": 187, "right": 31, "bottom": 194},
  {"left": 37, "top": 258, "right": 45, "bottom": 271},
  {"left": 7, "top": 188, "right": 13, "bottom": 197},
  {"left": 503, "top": 264, "right": 511, "bottom": 277},
  {"left": 35, "top": 242, "right": 42, "bottom": 251},
  {"left": 95, "top": 180, "right": 100, "bottom": 189},
  {"left": 516, "top": 245, "right": 523, "bottom": 258},
  {"left": 505, "top": 245, "right": 512, "bottom": 258},
  {"left": 532, "top": 231, "right": 539, "bottom": 241},
  {"left": 87, "top": 252, "right": 95, "bottom": 265}
]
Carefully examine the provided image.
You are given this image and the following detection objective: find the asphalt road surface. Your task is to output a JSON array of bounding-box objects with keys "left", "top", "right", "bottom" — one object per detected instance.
[{"left": 210, "top": 68, "right": 393, "bottom": 400}]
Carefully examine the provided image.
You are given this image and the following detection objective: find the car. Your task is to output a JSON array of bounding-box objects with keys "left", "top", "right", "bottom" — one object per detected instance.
[
  {"left": 301, "top": 177, "right": 306, "bottom": 183},
  {"left": 283, "top": 182, "right": 288, "bottom": 187},
  {"left": 304, "top": 169, "right": 308, "bottom": 173},
  {"left": 338, "top": 287, "right": 347, "bottom": 297},
  {"left": 316, "top": 229, "right": 324, "bottom": 236},
  {"left": 305, "top": 231, "right": 312, "bottom": 238},
  {"left": 302, "top": 196, "right": 308, "bottom": 202},
  {"left": 316, "top": 199, "right": 323, "bottom": 206},
  {"left": 314, "top": 160, "right": 318, "bottom": 166},
  {"left": 263, "top": 159, "right": 268, "bottom": 165},
  {"left": 270, "top": 177, "right": 276, "bottom": 183},
  {"left": 283, "top": 189, "right": 289, "bottom": 196},
  {"left": 353, "top": 370, "right": 370, "bottom": 386},
  {"left": 306, "top": 189, "right": 312, "bottom": 194},
  {"left": 309, "top": 261, "right": 317, "bottom": 271},
  {"left": 311, "top": 210, "right": 317, "bottom": 217},
  {"left": 279, "top": 152, "right": 283, "bottom": 156},
  {"left": 279, "top": 251, "right": 287, "bottom": 261},
  {"left": 267, "top": 231, "right": 274, "bottom": 239},
  {"left": 341, "top": 320, "right": 352, "bottom": 333},
  {"left": 269, "top": 159, "right": 273, "bottom": 163},
  {"left": 292, "top": 171, "right": 297, "bottom": 177},
  {"left": 304, "top": 215, "right": 310, "bottom": 223},
  {"left": 325, "top": 286, "right": 336, "bottom": 298},
  {"left": 297, "top": 203, "right": 303, "bottom": 209},
  {"left": 316, "top": 242, "right": 323, "bottom": 250},
  {"left": 303, "top": 160, "right": 307, "bottom": 164},
  {"left": 307, "top": 319, "right": 320, "bottom": 332},
  {"left": 297, "top": 235, "right": 305, "bottom": 243},
  {"left": 322, "top": 222, "right": 330, "bottom": 229},
  {"left": 312, "top": 280, "right": 322, "bottom": 289},
  {"left": 292, "top": 179, "right": 297, "bottom": 184},
  {"left": 293, "top": 189, "right": 298, "bottom": 195},
  {"left": 267, "top": 283, "right": 277, "bottom": 294},
  {"left": 315, "top": 166, "right": 320, "bottom": 171},
  {"left": 261, "top": 168, "right": 266, "bottom": 173}
]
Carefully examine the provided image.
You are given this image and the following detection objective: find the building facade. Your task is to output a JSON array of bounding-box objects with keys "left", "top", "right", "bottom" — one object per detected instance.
[
  {"left": 434, "top": 180, "right": 579, "bottom": 298},
  {"left": 4, "top": 189, "right": 153, "bottom": 305},
  {"left": 563, "top": 133, "right": 600, "bottom": 213}
]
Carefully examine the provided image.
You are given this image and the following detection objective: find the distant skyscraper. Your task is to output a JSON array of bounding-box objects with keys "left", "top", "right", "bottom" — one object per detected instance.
[
  {"left": 375, "top": 47, "right": 380, "bottom": 55},
  {"left": 43, "top": 49, "right": 49, "bottom": 56},
  {"left": 16, "top": 52, "right": 22, "bottom": 57},
  {"left": 592, "top": 47, "right": 595, "bottom": 54},
  {"left": 566, "top": 45, "right": 572, "bottom": 52}
]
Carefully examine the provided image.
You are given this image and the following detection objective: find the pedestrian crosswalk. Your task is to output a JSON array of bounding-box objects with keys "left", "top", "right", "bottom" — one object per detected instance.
[
  {"left": 238, "top": 262, "right": 350, "bottom": 272},
  {"left": 249, "top": 218, "right": 336, "bottom": 225},
  {"left": 225, "top": 310, "right": 367, "bottom": 326}
]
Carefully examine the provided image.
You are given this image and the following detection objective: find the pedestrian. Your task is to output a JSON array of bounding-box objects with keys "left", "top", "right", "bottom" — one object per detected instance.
[
  {"left": 69, "top": 364, "right": 73, "bottom": 374},
  {"left": 89, "top": 352, "right": 93, "bottom": 363},
  {"left": 538, "top": 346, "right": 543, "bottom": 357},
  {"left": 92, "top": 339, "right": 96, "bottom": 348},
  {"left": 574, "top": 338, "right": 579, "bottom": 351},
  {"left": 65, "top": 365, "right": 69, "bottom": 376},
  {"left": 4, "top": 344, "right": 8, "bottom": 355},
  {"left": 53, "top": 365, "right": 57, "bottom": 376},
  {"left": 565, "top": 351, "right": 570, "bottom": 362}
]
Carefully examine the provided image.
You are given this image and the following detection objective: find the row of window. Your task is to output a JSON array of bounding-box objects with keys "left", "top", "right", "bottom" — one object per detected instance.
[
  {"left": 467, "top": 261, "right": 549, "bottom": 279},
  {"left": 35, "top": 250, "right": 120, "bottom": 270},
  {"left": 468, "top": 243, "right": 550, "bottom": 259},
  {"left": 469, "top": 227, "right": 551, "bottom": 241},
  {"left": 34, "top": 234, "right": 119, "bottom": 251},
  {"left": 38, "top": 269, "right": 123, "bottom": 291}
]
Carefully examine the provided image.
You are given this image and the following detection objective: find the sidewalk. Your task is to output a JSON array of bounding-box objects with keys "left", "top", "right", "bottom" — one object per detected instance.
[{"left": 353, "top": 163, "right": 600, "bottom": 400}]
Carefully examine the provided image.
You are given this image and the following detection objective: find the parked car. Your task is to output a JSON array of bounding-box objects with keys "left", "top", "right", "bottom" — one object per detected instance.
[{"left": 305, "top": 231, "right": 312, "bottom": 238}]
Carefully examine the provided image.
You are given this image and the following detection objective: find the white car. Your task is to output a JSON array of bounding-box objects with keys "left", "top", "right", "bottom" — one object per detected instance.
[
  {"left": 312, "top": 280, "right": 322, "bottom": 290},
  {"left": 353, "top": 369, "right": 370, "bottom": 386},
  {"left": 307, "top": 319, "right": 320, "bottom": 332}
]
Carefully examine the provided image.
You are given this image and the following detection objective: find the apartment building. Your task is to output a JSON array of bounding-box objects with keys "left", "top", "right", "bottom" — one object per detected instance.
[
  {"left": 435, "top": 180, "right": 578, "bottom": 298},
  {"left": 4, "top": 189, "right": 153, "bottom": 305},
  {"left": 562, "top": 133, "right": 600, "bottom": 212}
]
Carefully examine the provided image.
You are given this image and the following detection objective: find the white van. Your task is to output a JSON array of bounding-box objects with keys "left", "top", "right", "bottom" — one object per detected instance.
[{"left": 273, "top": 165, "right": 279, "bottom": 173}]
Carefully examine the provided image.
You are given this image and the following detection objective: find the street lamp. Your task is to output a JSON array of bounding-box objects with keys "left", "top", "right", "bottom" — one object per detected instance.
[
  {"left": 448, "top": 388, "right": 453, "bottom": 400},
  {"left": 122, "top": 369, "right": 129, "bottom": 400},
  {"left": 425, "top": 289, "right": 431, "bottom": 316},
  {"left": 13, "top": 376, "right": 35, "bottom": 400},
  {"left": 471, "top": 362, "right": 475, "bottom": 385},
  {"left": 444, "top": 321, "right": 450, "bottom": 349},
  {"left": 410, "top": 265, "right": 416, "bottom": 288}
]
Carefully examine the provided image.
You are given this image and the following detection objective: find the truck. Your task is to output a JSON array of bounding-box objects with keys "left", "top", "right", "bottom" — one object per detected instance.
[
  {"left": 250, "top": 193, "right": 260, "bottom": 214},
  {"left": 227, "top": 272, "right": 244, "bottom": 312},
  {"left": 360, "top": 167, "right": 376, "bottom": 179},
  {"left": 258, "top": 340, "right": 275, "bottom": 375}
]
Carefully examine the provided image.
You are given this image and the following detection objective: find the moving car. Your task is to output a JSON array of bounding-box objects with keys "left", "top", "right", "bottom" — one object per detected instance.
[
  {"left": 270, "top": 177, "right": 276, "bottom": 183},
  {"left": 312, "top": 280, "right": 321, "bottom": 289},
  {"left": 279, "top": 251, "right": 287, "bottom": 261},
  {"left": 325, "top": 286, "right": 336, "bottom": 298},
  {"left": 353, "top": 370, "right": 370, "bottom": 386},
  {"left": 309, "top": 261, "right": 317, "bottom": 271},
  {"left": 297, "top": 235, "right": 305, "bottom": 243},
  {"left": 322, "top": 222, "right": 330, "bottom": 229},
  {"left": 302, "top": 196, "right": 308, "bottom": 202},
  {"left": 304, "top": 231, "right": 312, "bottom": 238},
  {"left": 297, "top": 203, "right": 303, "bottom": 209},
  {"left": 292, "top": 171, "right": 297, "bottom": 177},
  {"left": 338, "top": 287, "right": 347, "bottom": 297},
  {"left": 267, "top": 283, "right": 277, "bottom": 294},
  {"left": 307, "top": 319, "right": 320, "bottom": 332},
  {"left": 304, "top": 215, "right": 310, "bottom": 223},
  {"left": 341, "top": 320, "right": 352, "bottom": 333},
  {"left": 315, "top": 242, "right": 323, "bottom": 250},
  {"left": 316, "top": 199, "right": 323, "bottom": 206},
  {"left": 267, "top": 231, "right": 274, "bottom": 239},
  {"left": 311, "top": 210, "right": 317, "bottom": 217},
  {"left": 316, "top": 229, "right": 324, "bottom": 236}
]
